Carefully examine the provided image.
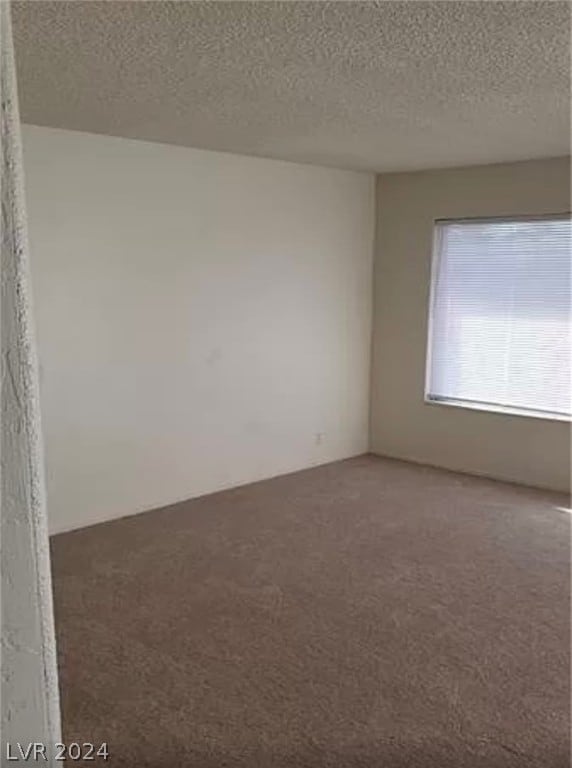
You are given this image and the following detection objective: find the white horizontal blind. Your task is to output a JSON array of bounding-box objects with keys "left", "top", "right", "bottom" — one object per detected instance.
[{"left": 427, "top": 216, "right": 571, "bottom": 418}]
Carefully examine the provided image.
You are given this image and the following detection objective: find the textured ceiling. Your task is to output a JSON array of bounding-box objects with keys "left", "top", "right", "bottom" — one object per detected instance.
[{"left": 12, "top": 0, "right": 571, "bottom": 172}]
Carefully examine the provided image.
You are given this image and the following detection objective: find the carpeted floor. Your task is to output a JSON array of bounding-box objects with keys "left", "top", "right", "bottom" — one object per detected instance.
[{"left": 50, "top": 455, "right": 570, "bottom": 768}]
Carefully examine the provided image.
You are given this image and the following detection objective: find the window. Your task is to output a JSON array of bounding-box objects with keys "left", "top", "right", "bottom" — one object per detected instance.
[{"left": 426, "top": 215, "right": 571, "bottom": 420}]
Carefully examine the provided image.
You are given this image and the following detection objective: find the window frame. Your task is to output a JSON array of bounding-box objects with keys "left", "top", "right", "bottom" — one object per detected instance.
[{"left": 424, "top": 212, "right": 572, "bottom": 423}]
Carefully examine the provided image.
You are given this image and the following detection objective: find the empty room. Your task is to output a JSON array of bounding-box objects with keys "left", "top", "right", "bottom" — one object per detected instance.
[{"left": 2, "top": 1, "right": 570, "bottom": 766}]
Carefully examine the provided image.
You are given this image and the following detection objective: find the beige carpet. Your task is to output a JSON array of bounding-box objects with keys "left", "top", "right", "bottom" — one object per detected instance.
[{"left": 50, "top": 455, "right": 570, "bottom": 767}]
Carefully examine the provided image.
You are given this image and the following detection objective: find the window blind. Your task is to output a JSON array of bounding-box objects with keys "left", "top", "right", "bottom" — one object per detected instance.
[{"left": 426, "top": 216, "right": 572, "bottom": 418}]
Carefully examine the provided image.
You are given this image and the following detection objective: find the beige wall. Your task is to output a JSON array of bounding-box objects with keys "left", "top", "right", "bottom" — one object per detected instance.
[
  {"left": 371, "top": 157, "right": 571, "bottom": 492},
  {"left": 23, "top": 126, "right": 375, "bottom": 533},
  {"left": 22, "top": 124, "right": 569, "bottom": 536}
]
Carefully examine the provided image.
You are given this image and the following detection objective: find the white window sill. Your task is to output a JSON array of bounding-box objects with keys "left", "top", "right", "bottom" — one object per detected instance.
[{"left": 424, "top": 396, "right": 571, "bottom": 423}]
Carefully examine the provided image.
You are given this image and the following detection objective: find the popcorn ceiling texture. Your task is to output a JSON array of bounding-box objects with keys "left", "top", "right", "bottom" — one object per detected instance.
[{"left": 12, "top": 0, "right": 571, "bottom": 172}]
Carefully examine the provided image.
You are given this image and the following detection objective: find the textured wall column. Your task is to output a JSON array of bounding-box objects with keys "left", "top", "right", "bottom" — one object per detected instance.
[{"left": 1, "top": 0, "right": 61, "bottom": 756}]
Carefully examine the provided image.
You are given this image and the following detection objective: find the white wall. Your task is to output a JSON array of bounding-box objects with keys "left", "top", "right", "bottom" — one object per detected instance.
[
  {"left": 371, "top": 157, "right": 571, "bottom": 493},
  {"left": 22, "top": 126, "right": 374, "bottom": 534},
  {"left": 2, "top": 6, "right": 60, "bottom": 749}
]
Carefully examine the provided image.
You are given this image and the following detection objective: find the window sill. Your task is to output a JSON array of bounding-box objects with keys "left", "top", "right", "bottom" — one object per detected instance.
[{"left": 424, "top": 397, "right": 571, "bottom": 423}]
